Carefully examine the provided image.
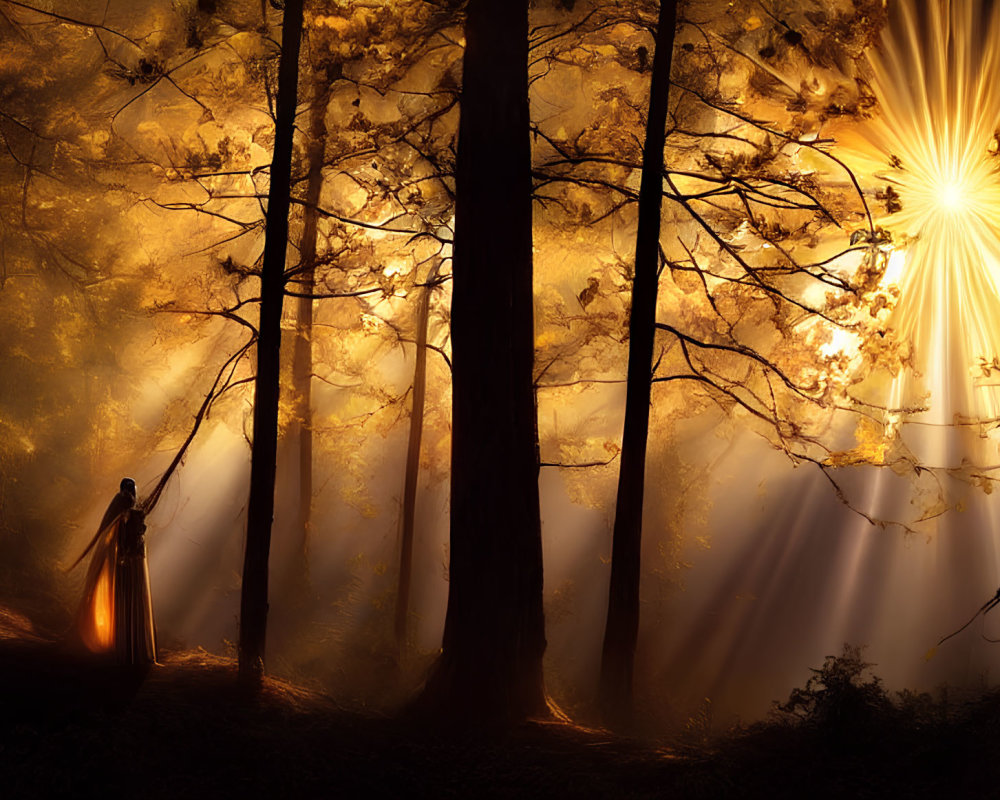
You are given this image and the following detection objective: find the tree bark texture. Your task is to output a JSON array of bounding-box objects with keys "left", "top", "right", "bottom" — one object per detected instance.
[
  {"left": 289, "top": 67, "right": 329, "bottom": 596},
  {"left": 395, "top": 259, "right": 440, "bottom": 653},
  {"left": 418, "top": 0, "right": 547, "bottom": 724},
  {"left": 239, "top": 0, "right": 304, "bottom": 685},
  {"left": 599, "top": 0, "right": 678, "bottom": 723}
]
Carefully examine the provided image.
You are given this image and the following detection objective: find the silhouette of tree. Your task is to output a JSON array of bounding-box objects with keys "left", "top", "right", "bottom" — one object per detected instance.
[
  {"left": 418, "top": 0, "right": 550, "bottom": 725},
  {"left": 239, "top": 0, "right": 303, "bottom": 685}
]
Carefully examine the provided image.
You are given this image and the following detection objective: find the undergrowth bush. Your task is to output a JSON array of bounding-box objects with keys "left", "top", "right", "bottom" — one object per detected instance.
[{"left": 774, "top": 644, "right": 896, "bottom": 746}]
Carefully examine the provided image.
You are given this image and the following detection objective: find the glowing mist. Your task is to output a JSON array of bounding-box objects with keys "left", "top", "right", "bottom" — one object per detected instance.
[{"left": 636, "top": 0, "right": 1000, "bottom": 724}]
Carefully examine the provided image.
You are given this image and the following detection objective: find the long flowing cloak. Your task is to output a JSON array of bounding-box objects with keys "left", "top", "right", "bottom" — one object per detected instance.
[
  {"left": 73, "top": 508, "right": 157, "bottom": 663},
  {"left": 115, "top": 510, "right": 157, "bottom": 664},
  {"left": 74, "top": 512, "right": 123, "bottom": 654}
]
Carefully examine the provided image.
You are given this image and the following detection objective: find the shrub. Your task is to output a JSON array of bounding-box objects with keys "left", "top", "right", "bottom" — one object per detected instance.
[{"left": 775, "top": 644, "right": 895, "bottom": 746}]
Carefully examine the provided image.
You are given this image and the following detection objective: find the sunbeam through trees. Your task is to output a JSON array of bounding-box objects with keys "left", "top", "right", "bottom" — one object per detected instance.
[{"left": 4, "top": 0, "right": 1000, "bottom": 793}]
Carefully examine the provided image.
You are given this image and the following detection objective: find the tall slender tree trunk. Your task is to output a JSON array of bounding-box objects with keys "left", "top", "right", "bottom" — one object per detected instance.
[
  {"left": 395, "top": 259, "right": 440, "bottom": 653},
  {"left": 599, "top": 0, "right": 678, "bottom": 723},
  {"left": 239, "top": 0, "right": 304, "bottom": 686},
  {"left": 418, "top": 0, "right": 547, "bottom": 724},
  {"left": 289, "top": 67, "right": 329, "bottom": 596}
]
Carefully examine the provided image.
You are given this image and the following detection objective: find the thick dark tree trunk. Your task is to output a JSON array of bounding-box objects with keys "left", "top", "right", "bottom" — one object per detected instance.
[
  {"left": 289, "top": 68, "right": 329, "bottom": 597},
  {"left": 418, "top": 0, "right": 547, "bottom": 724},
  {"left": 239, "top": 0, "right": 304, "bottom": 686},
  {"left": 599, "top": 0, "right": 678, "bottom": 723},
  {"left": 395, "top": 260, "right": 440, "bottom": 654}
]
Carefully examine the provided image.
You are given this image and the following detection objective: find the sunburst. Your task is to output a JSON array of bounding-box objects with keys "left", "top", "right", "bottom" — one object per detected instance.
[{"left": 858, "top": 0, "right": 1000, "bottom": 435}]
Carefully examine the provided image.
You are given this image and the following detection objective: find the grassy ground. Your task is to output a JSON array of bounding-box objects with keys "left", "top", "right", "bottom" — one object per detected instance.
[{"left": 1, "top": 606, "right": 998, "bottom": 799}]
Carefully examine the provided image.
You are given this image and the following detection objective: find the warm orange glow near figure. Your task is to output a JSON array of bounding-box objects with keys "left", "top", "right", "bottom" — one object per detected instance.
[
  {"left": 91, "top": 565, "right": 114, "bottom": 650},
  {"left": 76, "top": 529, "right": 118, "bottom": 654}
]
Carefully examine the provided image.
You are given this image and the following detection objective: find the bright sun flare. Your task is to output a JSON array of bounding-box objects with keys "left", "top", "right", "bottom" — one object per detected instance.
[
  {"left": 936, "top": 180, "right": 966, "bottom": 211},
  {"left": 861, "top": 0, "right": 1000, "bottom": 425}
]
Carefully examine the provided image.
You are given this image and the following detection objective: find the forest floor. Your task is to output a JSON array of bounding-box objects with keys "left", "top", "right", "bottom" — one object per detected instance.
[{"left": 1, "top": 604, "right": 999, "bottom": 799}]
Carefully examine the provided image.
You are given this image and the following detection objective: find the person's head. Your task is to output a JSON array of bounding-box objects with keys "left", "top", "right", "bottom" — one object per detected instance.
[{"left": 120, "top": 478, "right": 137, "bottom": 502}]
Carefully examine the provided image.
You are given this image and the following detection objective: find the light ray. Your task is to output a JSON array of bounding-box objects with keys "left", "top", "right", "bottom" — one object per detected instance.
[{"left": 863, "top": 0, "right": 1000, "bottom": 438}]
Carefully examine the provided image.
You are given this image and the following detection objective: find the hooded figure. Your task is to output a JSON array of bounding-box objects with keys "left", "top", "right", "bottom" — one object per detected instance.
[{"left": 71, "top": 478, "right": 157, "bottom": 664}]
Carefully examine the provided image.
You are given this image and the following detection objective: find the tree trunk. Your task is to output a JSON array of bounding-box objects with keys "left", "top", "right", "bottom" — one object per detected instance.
[
  {"left": 599, "top": 0, "right": 678, "bottom": 724},
  {"left": 395, "top": 259, "right": 440, "bottom": 654},
  {"left": 239, "top": 0, "right": 304, "bottom": 686},
  {"left": 417, "top": 0, "right": 547, "bottom": 725},
  {"left": 289, "top": 67, "right": 329, "bottom": 598}
]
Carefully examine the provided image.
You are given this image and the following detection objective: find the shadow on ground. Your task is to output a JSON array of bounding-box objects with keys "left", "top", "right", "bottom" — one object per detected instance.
[{"left": 0, "top": 605, "right": 997, "bottom": 799}]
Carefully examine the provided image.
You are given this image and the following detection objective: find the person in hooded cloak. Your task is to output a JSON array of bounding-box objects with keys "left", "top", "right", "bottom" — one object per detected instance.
[{"left": 70, "top": 478, "right": 157, "bottom": 664}]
